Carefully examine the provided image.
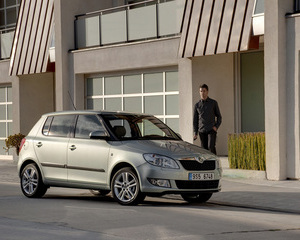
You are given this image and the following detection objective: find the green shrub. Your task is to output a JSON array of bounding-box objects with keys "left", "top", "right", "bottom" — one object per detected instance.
[
  {"left": 228, "top": 132, "right": 265, "bottom": 171},
  {"left": 4, "top": 133, "right": 26, "bottom": 156}
]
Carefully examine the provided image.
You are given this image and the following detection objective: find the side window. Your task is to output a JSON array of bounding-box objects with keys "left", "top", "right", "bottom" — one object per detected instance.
[
  {"left": 75, "top": 115, "right": 106, "bottom": 139},
  {"left": 48, "top": 115, "right": 75, "bottom": 137},
  {"left": 42, "top": 117, "right": 53, "bottom": 135},
  {"left": 109, "top": 119, "right": 132, "bottom": 138}
]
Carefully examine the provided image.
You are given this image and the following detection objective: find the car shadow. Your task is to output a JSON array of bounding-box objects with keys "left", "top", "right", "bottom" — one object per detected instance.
[{"left": 42, "top": 191, "right": 214, "bottom": 207}]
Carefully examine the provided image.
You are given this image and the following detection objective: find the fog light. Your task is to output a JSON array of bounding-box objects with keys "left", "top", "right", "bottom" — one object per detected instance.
[{"left": 148, "top": 178, "right": 171, "bottom": 188}]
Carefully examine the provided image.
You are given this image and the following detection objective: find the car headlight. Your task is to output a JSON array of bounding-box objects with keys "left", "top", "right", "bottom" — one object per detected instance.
[{"left": 143, "top": 154, "right": 180, "bottom": 169}]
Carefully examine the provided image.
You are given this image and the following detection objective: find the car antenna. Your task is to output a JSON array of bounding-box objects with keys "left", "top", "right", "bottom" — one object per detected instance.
[{"left": 68, "top": 91, "right": 77, "bottom": 110}]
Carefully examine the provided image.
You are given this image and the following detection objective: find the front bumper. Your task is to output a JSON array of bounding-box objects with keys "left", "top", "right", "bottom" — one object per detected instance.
[{"left": 136, "top": 162, "right": 222, "bottom": 194}]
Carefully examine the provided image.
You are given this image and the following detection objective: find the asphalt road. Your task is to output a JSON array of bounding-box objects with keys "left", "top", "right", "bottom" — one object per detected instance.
[{"left": 1, "top": 181, "right": 300, "bottom": 240}]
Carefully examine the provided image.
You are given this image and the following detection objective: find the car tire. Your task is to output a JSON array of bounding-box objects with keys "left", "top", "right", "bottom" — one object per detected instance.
[
  {"left": 89, "top": 189, "right": 110, "bottom": 196},
  {"left": 181, "top": 192, "right": 213, "bottom": 203},
  {"left": 21, "top": 163, "right": 47, "bottom": 198},
  {"left": 111, "top": 167, "right": 145, "bottom": 205}
]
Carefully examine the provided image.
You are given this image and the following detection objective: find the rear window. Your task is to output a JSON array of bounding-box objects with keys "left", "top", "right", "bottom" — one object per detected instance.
[
  {"left": 43, "top": 115, "right": 76, "bottom": 137},
  {"left": 42, "top": 117, "right": 53, "bottom": 135}
]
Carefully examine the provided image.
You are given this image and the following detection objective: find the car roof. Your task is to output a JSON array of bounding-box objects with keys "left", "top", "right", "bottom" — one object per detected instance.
[{"left": 42, "top": 110, "right": 153, "bottom": 117}]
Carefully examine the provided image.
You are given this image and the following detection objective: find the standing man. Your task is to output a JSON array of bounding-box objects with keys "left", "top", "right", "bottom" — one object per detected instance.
[{"left": 193, "top": 84, "right": 222, "bottom": 154}]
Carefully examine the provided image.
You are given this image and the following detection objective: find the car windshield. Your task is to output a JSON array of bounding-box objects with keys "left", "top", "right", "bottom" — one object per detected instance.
[{"left": 101, "top": 114, "right": 180, "bottom": 141}]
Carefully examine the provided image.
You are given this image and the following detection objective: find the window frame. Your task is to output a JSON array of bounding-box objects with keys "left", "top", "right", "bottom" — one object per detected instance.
[
  {"left": 0, "top": 85, "right": 13, "bottom": 156},
  {"left": 74, "top": 114, "right": 108, "bottom": 140}
]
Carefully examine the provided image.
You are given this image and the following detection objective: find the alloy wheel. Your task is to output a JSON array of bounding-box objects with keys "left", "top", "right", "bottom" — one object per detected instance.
[
  {"left": 20, "top": 163, "right": 47, "bottom": 198},
  {"left": 111, "top": 167, "right": 145, "bottom": 205},
  {"left": 22, "top": 166, "right": 38, "bottom": 195},
  {"left": 114, "top": 172, "right": 137, "bottom": 203}
]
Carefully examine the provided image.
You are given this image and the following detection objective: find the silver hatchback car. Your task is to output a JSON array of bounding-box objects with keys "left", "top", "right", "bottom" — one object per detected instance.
[{"left": 18, "top": 111, "right": 222, "bottom": 205}]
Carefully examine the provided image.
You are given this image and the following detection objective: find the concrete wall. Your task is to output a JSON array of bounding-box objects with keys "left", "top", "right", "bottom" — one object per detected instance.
[
  {"left": 73, "top": 38, "right": 180, "bottom": 75},
  {"left": 189, "top": 54, "right": 235, "bottom": 156},
  {"left": 286, "top": 15, "right": 300, "bottom": 179},
  {"left": 264, "top": 0, "right": 293, "bottom": 180},
  {"left": 18, "top": 73, "right": 55, "bottom": 135}
]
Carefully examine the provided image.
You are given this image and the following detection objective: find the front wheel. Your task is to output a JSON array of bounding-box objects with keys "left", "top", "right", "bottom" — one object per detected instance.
[
  {"left": 21, "top": 163, "right": 47, "bottom": 198},
  {"left": 111, "top": 167, "right": 145, "bottom": 205},
  {"left": 181, "top": 192, "right": 212, "bottom": 203}
]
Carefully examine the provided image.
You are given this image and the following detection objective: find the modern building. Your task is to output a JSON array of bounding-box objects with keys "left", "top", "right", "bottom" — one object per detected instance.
[{"left": 0, "top": 0, "right": 299, "bottom": 180}]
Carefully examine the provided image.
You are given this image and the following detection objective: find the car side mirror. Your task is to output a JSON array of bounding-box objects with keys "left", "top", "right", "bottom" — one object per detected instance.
[{"left": 89, "top": 130, "right": 109, "bottom": 140}]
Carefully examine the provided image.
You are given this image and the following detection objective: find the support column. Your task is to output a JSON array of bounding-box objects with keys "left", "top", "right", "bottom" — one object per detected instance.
[
  {"left": 264, "top": 0, "right": 293, "bottom": 180},
  {"left": 179, "top": 58, "right": 194, "bottom": 143},
  {"left": 286, "top": 14, "right": 300, "bottom": 179},
  {"left": 54, "top": 0, "right": 113, "bottom": 111}
]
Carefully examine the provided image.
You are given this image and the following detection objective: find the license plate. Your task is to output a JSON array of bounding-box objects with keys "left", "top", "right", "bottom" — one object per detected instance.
[{"left": 189, "top": 173, "right": 214, "bottom": 180}]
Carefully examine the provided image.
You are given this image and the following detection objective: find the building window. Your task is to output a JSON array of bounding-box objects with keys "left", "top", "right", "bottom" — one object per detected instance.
[
  {"left": 0, "top": 85, "right": 13, "bottom": 155},
  {"left": 254, "top": 0, "right": 264, "bottom": 15},
  {"left": 240, "top": 52, "right": 264, "bottom": 132},
  {"left": 86, "top": 71, "right": 179, "bottom": 132},
  {"left": 295, "top": 0, "right": 300, "bottom": 13},
  {"left": 0, "top": 0, "right": 20, "bottom": 30}
]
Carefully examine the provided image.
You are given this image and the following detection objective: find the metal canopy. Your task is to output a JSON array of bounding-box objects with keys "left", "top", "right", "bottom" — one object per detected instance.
[
  {"left": 9, "top": 0, "right": 54, "bottom": 76},
  {"left": 179, "top": 0, "right": 256, "bottom": 58}
]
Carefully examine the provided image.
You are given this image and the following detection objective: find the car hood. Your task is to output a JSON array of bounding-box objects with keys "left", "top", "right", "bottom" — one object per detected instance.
[{"left": 117, "top": 140, "right": 217, "bottom": 161}]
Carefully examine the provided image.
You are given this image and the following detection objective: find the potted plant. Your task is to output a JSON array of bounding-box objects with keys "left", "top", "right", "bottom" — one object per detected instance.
[{"left": 4, "top": 133, "right": 26, "bottom": 156}]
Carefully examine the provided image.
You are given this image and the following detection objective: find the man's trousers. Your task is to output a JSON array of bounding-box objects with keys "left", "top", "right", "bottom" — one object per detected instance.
[{"left": 199, "top": 130, "right": 217, "bottom": 155}]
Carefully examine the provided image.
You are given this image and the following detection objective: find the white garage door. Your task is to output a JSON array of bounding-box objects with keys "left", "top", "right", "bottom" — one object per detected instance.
[{"left": 85, "top": 71, "right": 179, "bottom": 132}]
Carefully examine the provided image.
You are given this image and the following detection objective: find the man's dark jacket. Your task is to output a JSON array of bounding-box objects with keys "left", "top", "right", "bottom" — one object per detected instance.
[{"left": 193, "top": 97, "right": 222, "bottom": 134}]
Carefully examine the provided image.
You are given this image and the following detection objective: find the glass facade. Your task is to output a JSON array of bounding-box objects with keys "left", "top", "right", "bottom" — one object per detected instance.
[
  {"left": 86, "top": 71, "right": 179, "bottom": 132},
  {"left": 0, "top": 0, "right": 19, "bottom": 29},
  {"left": 76, "top": 0, "right": 185, "bottom": 49},
  {"left": 241, "top": 51, "right": 265, "bottom": 132},
  {"left": 0, "top": 85, "right": 13, "bottom": 155}
]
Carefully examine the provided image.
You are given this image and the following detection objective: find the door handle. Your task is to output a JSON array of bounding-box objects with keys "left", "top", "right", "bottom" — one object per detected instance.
[
  {"left": 69, "top": 145, "right": 76, "bottom": 151},
  {"left": 36, "top": 142, "right": 43, "bottom": 148}
]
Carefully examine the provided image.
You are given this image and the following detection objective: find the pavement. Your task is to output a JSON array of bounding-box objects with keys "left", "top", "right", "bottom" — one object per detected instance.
[{"left": 1, "top": 158, "right": 300, "bottom": 214}]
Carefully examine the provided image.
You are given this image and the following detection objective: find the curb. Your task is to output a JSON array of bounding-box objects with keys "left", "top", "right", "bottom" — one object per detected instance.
[
  {"left": 220, "top": 157, "right": 266, "bottom": 180},
  {"left": 208, "top": 201, "right": 300, "bottom": 215},
  {"left": 222, "top": 168, "right": 266, "bottom": 180}
]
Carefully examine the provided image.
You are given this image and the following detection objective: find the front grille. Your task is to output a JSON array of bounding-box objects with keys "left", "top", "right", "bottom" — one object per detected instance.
[
  {"left": 179, "top": 160, "right": 215, "bottom": 171},
  {"left": 175, "top": 180, "right": 219, "bottom": 189}
]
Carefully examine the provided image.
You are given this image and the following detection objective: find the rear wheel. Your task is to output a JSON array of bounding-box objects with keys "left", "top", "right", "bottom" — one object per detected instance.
[
  {"left": 181, "top": 192, "right": 212, "bottom": 203},
  {"left": 111, "top": 167, "right": 145, "bottom": 205},
  {"left": 21, "top": 163, "right": 47, "bottom": 198}
]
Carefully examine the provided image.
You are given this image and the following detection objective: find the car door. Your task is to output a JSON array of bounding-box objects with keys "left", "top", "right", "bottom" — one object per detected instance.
[
  {"left": 67, "top": 114, "right": 110, "bottom": 186},
  {"left": 34, "top": 115, "right": 76, "bottom": 183}
]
